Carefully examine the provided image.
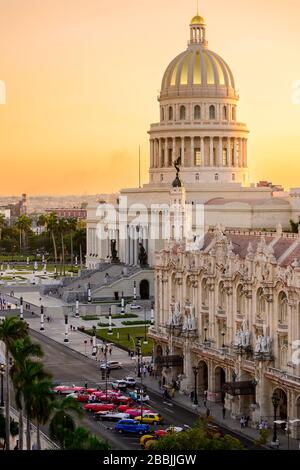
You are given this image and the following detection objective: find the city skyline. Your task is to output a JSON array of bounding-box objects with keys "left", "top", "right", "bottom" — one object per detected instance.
[{"left": 0, "top": 0, "right": 300, "bottom": 195}]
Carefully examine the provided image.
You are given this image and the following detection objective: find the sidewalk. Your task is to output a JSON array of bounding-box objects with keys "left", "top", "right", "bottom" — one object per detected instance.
[{"left": 23, "top": 312, "right": 299, "bottom": 450}]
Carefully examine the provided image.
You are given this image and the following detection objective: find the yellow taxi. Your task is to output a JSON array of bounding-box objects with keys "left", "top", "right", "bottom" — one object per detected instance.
[
  {"left": 139, "top": 434, "right": 154, "bottom": 448},
  {"left": 135, "top": 412, "right": 163, "bottom": 425}
]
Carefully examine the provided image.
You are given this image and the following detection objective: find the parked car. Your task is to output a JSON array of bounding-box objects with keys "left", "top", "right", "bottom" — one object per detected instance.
[
  {"left": 140, "top": 434, "right": 154, "bottom": 448},
  {"left": 110, "top": 395, "right": 131, "bottom": 405},
  {"left": 154, "top": 426, "right": 185, "bottom": 438},
  {"left": 128, "top": 390, "right": 150, "bottom": 403},
  {"left": 53, "top": 385, "right": 85, "bottom": 395},
  {"left": 115, "top": 419, "right": 150, "bottom": 435},
  {"left": 100, "top": 361, "right": 122, "bottom": 370},
  {"left": 94, "top": 411, "right": 130, "bottom": 422},
  {"left": 128, "top": 304, "right": 142, "bottom": 310},
  {"left": 135, "top": 413, "right": 163, "bottom": 425},
  {"left": 111, "top": 380, "right": 127, "bottom": 390},
  {"left": 125, "top": 408, "right": 153, "bottom": 418},
  {"left": 67, "top": 392, "right": 90, "bottom": 403},
  {"left": 83, "top": 403, "right": 115, "bottom": 412},
  {"left": 124, "top": 377, "right": 136, "bottom": 387}
]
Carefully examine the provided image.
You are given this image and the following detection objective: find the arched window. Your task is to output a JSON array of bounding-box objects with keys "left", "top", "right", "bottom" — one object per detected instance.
[
  {"left": 161, "top": 107, "right": 165, "bottom": 122},
  {"left": 194, "top": 105, "right": 201, "bottom": 120},
  {"left": 168, "top": 106, "right": 173, "bottom": 121},
  {"left": 278, "top": 292, "right": 288, "bottom": 324},
  {"left": 222, "top": 106, "right": 227, "bottom": 120},
  {"left": 232, "top": 107, "right": 236, "bottom": 121},
  {"left": 209, "top": 105, "right": 216, "bottom": 120},
  {"left": 214, "top": 173, "right": 219, "bottom": 181},
  {"left": 180, "top": 105, "right": 186, "bottom": 120}
]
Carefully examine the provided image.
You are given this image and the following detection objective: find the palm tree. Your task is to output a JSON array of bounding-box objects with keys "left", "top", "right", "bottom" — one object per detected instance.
[
  {"left": 10, "top": 337, "right": 43, "bottom": 450},
  {"left": 21, "top": 361, "right": 51, "bottom": 450},
  {"left": 15, "top": 215, "right": 32, "bottom": 253},
  {"left": 0, "top": 213, "right": 6, "bottom": 241},
  {"left": 49, "top": 396, "right": 83, "bottom": 448},
  {"left": 57, "top": 218, "right": 68, "bottom": 276},
  {"left": 67, "top": 218, "right": 78, "bottom": 270},
  {"left": 30, "top": 377, "right": 54, "bottom": 450},
  {"left": 0, "top": 409, "right": 19, "bottom": 450},
  {"left": 46, "top": 213, "right": 58, "bottom": 272},
  {"left": 0, "top": 318, "right": 28, "bottom": 450}
]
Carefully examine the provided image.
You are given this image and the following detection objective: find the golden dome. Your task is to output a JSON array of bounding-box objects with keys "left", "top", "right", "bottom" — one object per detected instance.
[{"left": 191, "top": 15, "right": 205, "bottom": 25}]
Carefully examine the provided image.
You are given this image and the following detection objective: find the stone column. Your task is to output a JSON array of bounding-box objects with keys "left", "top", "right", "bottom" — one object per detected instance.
[
  {"left": 227, "top": 137, "right": 231, "bottom": 167},
  {"left": 181, "top": 137, "right": 185, "bottom": 166},
  {"left": 218, "top": 137, "right": 223, "bottom": 167},
  {"left": 209, "top": 137, "right": 214, "bottom": 166},
  {"left": 201, "top": 137, "right": 205, "bottom": 166},
  {"left": 244, "top": 139, "right": 248, "bottom": 167},
  {"left": 233, "top": 138, "right": 238, "bottom": 167},
  {"left": 239, "top": 138, "right": 243, "bottom": 167},
  {"left": 159, "top": 138, "right": 162, "bottom": 168},
  {"left": 191, "top": 137, "right": 194, "bottom": 167},
  {"left": 173, "top": 137, "right": 176, "bottom": 163}
]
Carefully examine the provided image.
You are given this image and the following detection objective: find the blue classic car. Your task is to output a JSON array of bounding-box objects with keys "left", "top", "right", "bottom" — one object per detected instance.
[{"left": 115, "top": 419, "right": 150, "bottom": 435}]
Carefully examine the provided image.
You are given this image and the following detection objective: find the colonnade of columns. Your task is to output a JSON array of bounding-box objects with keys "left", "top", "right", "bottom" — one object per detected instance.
[
  {"left": 125, "top": 225, "right": 149, "bottom": 266},
  {"left": 150, "top": 136, "right": 247, "bottom": 169}
]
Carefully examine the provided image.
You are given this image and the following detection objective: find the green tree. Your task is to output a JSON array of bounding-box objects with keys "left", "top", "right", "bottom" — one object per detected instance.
[
  {"left": 10, "top": 337, "right": 43, "bottom": 450},
  {"left": 64, "top": 426, "right": 110, "bottom": 450},
  {"left": 15, "top": 215, "right": 32, "bottom": 253},
  {"left": 0, "top": 317, "right": 28, "bottom": 450},
  {"left": 46, "top": 213, "right": 58, "bottom": 272},
  {"left": 0, "top": 409, "right": 19, "bottom": 450},
  {"left": 57, "top": 218, "right": 68, "bottom": 276},
  {"left": 67, "top": 218, "right": 78, "bottom": 269},
  {"left": 29, "top": 377, "right": 54, "bottom": 450},
  {"left": 0, "top": 214, "right": 6, "bottom": 241},
  {"left": 21, "top": 361, "right": 52, "bottom": 450},
  {"left": 153, "top": 420, "right": 244, "bottom": 451},
  {"left": 49, "top": 396, "right": 83, "bottom": 448}
]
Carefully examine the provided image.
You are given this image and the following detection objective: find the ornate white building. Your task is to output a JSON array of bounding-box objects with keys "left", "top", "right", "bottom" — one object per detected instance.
[
  {"left": 86, "top": 11, "right": 300, "bottom": 269},
  {"left": 150, "top": 226, "right": 300, "bottom": 437}
]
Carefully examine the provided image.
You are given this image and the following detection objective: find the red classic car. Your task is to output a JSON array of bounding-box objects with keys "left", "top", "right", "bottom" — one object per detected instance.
[
  {"left": 83, "top": 403, "right": 115, "bottom": 412},
  {"left": 53, "top": 385, "right": 85, "bottom": 395}
]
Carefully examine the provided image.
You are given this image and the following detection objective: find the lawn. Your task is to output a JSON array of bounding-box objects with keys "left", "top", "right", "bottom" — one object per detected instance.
[{"left": 92, "top": 326, "right": 153, "bottom": 356}]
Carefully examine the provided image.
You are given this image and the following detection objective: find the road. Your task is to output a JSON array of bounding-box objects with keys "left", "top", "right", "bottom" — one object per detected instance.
[{"left": 30, "top": 329, "right": 257, "bottom": 450}]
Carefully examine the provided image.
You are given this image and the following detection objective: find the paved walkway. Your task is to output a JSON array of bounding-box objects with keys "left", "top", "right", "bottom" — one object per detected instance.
[{"left": 19, "top": 311, "right": 300, "bottom": 450}]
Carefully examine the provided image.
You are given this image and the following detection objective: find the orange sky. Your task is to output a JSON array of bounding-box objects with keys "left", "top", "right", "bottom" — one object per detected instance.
[{"left": 0, "top": 0, "right": 300, "bottom": 195}]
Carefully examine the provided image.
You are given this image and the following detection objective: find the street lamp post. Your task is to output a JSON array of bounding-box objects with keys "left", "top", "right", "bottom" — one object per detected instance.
[
  {"left": 221, "top": 331, "right": 226, "bottom": 348},
  {"left": 0, "top": 364, "right": 4, "bottom": 408},
  {"left": 108, "top": 307, "right": 113, "bottom": 335},
  {"left": 64, "top": 314, "right": 69, "bottom": 343},
  {"left": 136, "top": 337, "right": 143, "bottom": 378},
  {"left": 271, "top": 391, "right": 280, "bottom": 447},
  {"left": 150, "top": 302, "right": 154, "bottom": 326},
  {"left": 87, "top": 283, "right": 92, "bottom": 303},
  {"left": 19, "top": 296, "right": 24, "bottom": 321},
  {"left": 75, "top": 294, "right": 80, "bottom": 318},
  {"left": 192, "top": 366, "right": 199, "bottom": 406},
  {"left": 40, "top": 305, "right": 45, "bottom": 331},
  {"left": 121, "top": 292, "right": 125, "bottom": 314},
  {"left": 133, "top": 281, "right": 137, "bottom": 302},
  {"left": 84, "top": 340, "right": 87, "bottom": 356},
  {"left": 143, "top": 308, "right": 148, "bottom": 345},
  {"left": 92, "top": 325, "right": 97, "bottom": 357}
]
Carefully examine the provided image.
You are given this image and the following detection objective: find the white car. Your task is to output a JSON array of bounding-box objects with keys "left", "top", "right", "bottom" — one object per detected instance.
[
  {"left": 129, "top": 304, "right": 142, "bottom": 310},
  {"left": 100, "top": 361, "right": 122, "bottom": 370},
  {"left": 94, "top": 412, "right": 130, "bottom": 422},
  {"left": 124, "top": 377, "right": 136, "bottom": 387},
  {"left": 111, "top": 380, "right": 127, "bottom": 390}
]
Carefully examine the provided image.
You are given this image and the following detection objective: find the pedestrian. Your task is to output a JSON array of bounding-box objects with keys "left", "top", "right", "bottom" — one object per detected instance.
[
  {"left": 70, "top": 324, "right": 73, "bottom": 331},
  {"left": 240, "top": 416, "right": 245, "bottom": 429},
  {"left": 203, "top": 399, "right": 207, "bottom": 408},
  {"left": 90, "top": 338, "right": 93, "bottom": 346},
  {"left": 101, "top": 346, "right": 104, "bottom": 353},
  {"left": 245, "top": 416, "right": 250, "bottom": 427},
  {"left": 158, "top": 379, "right": 162, "bottom": 389},
  {"left": 130, "top": 351, "right": 134, "bottom": 358},
  {"left": 222, "top": 406, "right": 226, "bottom": 419},
  {"left": 190, "top": 390, "right": 194, "bottom": 402},
  {"left": 109, "top": 347, "right": 112, "bottom": 355},
  {"left": 128, "top": 348, "right": 131, "bottom": 356},
  {"left": 206, "top": 408, "right": 210, "bottom": 419}
]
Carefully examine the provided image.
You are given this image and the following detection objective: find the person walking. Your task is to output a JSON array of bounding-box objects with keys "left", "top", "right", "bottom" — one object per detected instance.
[
  {"left": 190, "top": 390, "right": 194, "bottom": 402},
  {"left": 206, "top": 408, "right": 211, "bottom": 419},
  {"left": 222, "top": 405, "right": 226, "bottom": 419}
]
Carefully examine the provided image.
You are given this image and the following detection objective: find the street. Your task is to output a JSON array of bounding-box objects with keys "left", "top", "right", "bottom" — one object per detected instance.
[{"left": 29, "top": 329, "right": 257, "bottom": 450}]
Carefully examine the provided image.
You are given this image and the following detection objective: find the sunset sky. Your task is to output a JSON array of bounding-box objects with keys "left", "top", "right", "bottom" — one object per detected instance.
[{"left": 0, "top": 0, "right": 300, "bottom": 195}]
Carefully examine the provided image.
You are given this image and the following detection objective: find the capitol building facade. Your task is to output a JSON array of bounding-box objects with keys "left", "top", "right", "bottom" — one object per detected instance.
[{"left": 85, "top": 10, "right": 300, "bottom": 436}]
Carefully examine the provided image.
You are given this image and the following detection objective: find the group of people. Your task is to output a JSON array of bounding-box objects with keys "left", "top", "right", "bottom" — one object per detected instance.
[
  {"left": 257, "top": 419, "right": 269, "bottom": 430},
  {"left": 240, "top": 415, "right": 250, "bottom": 428}
]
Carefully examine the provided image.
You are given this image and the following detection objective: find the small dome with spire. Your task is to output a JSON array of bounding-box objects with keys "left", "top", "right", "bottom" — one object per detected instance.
[{"left": 191, "top": 15, "right": 205, "bottom": 25}]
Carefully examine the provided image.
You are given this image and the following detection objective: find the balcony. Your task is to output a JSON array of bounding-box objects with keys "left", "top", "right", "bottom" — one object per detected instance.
[
  {"left": 277, "top": 321, "right": 288, "bottom": 333},
  {"left": 216, "top": 308, "right": 226, "bottom": 318}
]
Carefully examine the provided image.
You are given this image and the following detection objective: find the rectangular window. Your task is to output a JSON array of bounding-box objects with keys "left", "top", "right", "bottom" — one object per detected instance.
[{"left": 195, "top": 149, "right": 202, "bottom": 166}]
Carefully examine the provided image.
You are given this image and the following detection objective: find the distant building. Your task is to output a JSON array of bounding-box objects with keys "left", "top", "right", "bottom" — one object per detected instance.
[{"left": 45, "top": 208, "right": 87, "bottom": 219}]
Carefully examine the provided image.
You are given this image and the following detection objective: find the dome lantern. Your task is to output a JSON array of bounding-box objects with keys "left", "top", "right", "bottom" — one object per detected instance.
[{"left": 189, "top": 5, "right": 207, "bottom": 47}]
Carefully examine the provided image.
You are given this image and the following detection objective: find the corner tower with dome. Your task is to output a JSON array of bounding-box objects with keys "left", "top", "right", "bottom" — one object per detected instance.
[{"left": 149, "top": 13, "right": 249, "bottom": 186}]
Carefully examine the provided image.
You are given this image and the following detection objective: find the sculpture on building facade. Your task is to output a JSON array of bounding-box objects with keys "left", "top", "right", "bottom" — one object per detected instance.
[
  {"left": 255, "top": 334, "right": 272, "bottom": 354},
  {"left": 138, "top": 242, "right": 148, "bottom": 267},
  {"left": 110, "top": 239, "right": 119, "bottom": 263},
  {"left": 168, "top": 301, "right": 183, "bottom": 327}
]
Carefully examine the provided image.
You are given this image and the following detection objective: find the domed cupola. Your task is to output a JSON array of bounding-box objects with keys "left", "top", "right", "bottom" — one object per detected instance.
[
  {"left": 161, "top": 13, "right": 236, "bottom": 100},
  {"left": 148, "top": 11, "right": 249, "bottom": 189}
]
